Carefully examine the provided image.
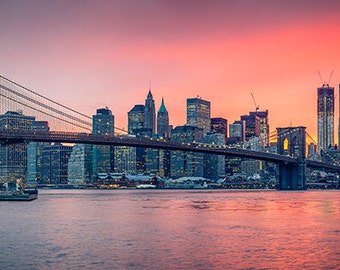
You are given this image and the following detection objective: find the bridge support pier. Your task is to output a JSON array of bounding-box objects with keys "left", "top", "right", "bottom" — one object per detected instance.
[
  {"left": 278, "top": 160, "right": 306, "bottom": 190},
  {"left": 277, "top": 126, "right": 307, "bottom": 190}
]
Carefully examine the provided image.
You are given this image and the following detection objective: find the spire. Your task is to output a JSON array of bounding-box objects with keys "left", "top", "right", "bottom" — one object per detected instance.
[{"left": 158, "top": 97, "right": 167, "bottom": 113}]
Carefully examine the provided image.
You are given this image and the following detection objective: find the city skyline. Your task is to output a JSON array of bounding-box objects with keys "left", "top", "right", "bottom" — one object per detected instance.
[{"left": 1, "top": 0, "right": 340, "bottom": 144}]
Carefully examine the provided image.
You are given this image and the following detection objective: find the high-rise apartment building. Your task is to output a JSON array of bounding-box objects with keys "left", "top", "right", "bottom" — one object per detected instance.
[
  {"left": 187, "top": 97, "right": 211, "bottom": 134},
  {"left": 144, "top": 90, "right": 156, "bottom": 134},
  {"left": 92, "top": 107, "right": 115, "bottom": 179},
  {"left": 0, "top": 111, "right": 35, "bottom": 182},
  {"left": 157, "top": 98, "right": 169, "bottom": 138},
  {"left": 317, "top": 83, "right": 334, "bottom": 151}
]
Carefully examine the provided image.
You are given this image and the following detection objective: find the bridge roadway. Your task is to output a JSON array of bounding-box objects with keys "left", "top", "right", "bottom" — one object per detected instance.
[{"left": 0, "top": 130, "right": 339, "bottom": 172}]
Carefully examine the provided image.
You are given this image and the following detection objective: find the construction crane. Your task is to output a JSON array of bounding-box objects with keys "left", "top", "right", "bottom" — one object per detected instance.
[{"left": 251, "top": 92, "right": 259, "bottom": 112}]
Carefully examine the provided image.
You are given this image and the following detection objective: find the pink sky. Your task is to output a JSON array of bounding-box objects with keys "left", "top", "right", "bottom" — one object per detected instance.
[{"left": 1, "top": 0, "right": 340, "bottom": 143}]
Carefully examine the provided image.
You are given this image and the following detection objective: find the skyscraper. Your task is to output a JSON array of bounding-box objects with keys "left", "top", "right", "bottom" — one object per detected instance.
[
  {"left": 249, "top": 110, "right": 269, "bottom": 147},
  {"left": 241, "top": 114, "right": 261, "bottom": 141},
  {"left": 170, "top": 125, "right": 204, "bottom": 178},
  {"left": 128, "top": 105, "right": 144, "bottom": 134},
  {"left": 144, "top": 90, "right": 156, "bottom": 134},
  {"left": 317, "top": 83, "right": 334, "bottom": 151},
  {"left": 187, "top": 97, "right": 211, "bottom": 134},
  {"left": 157, "top": 97, "right": 169, "bottom": 138},
  {"left": 92, "top": 107, "right": 115, "bottom": 179}
]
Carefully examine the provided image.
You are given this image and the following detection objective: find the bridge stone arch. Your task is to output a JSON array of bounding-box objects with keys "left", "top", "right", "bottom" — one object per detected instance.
[{"left": 277, "top": 127, "right": 306, "bottom": 190}]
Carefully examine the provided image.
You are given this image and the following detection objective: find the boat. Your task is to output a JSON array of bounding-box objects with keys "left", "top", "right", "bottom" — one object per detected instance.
[
  {"left": 136, "top": 184, "right": 156, "bottom": 189},
  {"left": 0, "top": 182, "right": 38, "bottom": 201}
]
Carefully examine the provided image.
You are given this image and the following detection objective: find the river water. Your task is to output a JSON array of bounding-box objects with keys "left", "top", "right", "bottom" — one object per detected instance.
[{"left": 0, "top": 189, "right": 339, "bottom": 270}]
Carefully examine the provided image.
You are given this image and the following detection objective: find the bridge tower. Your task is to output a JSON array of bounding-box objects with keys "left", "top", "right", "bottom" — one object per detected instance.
[{"left": 277, "top": 127, "right": 306, "bottom": 190}]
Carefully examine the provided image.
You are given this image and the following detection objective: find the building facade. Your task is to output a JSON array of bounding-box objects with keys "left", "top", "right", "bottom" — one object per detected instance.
[
  {"left": 128, "top": 105, "right": 145, "bottom": 134},
  {"left": 41, "top": 143, "right": 73, "bottom": 185},
  {"left": 68, "top": 144, "right": 92, "bottom": 186},
  {"left": 170, "top": 125, "right": 204, "bottom": 179},
  {"left": 203, "top": 132, "right": 225, "bottom": 180},
  {"left": 0, "top": 111, "right": 35, "bottom": 182},
  {"left": 317, "top": 84, "right": 334, "bottom": 151},
  {"left": 187, "top": 97, "right": 211, "bottom": 134},
  {"left": 27, "top": 121, "right": 50, "bottom": 185},
  {"left": 144, "top": 90, "right": 156, "bottom": 134},
  {"left": 92, "top": 107, "right": 115, "bottom": 179},
  {"left": 249, "top": 110, "right": 269, "bottom": 147},
  {"left": 211, "top": 117, "right": 228, "bottom": 142},
  {"left": 157, "top": 98, "right": 169, "bottom": 138}
]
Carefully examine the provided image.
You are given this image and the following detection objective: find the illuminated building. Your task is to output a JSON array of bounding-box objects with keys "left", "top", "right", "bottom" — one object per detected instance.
[
  {"left": 211, "top": 117, "right": 228, "bottom": 142},
  {"left": 229, "top": 120, "right": 246, "bottom": 143},
  {"left": 0, "top": 111, "right": 35, "bottom": 182},
  {"left": 170, "top": 125, "right": 203, "bottom": 179},
  {"left": 317, "top": 83, "right": 334, "bottom": 151},
  {"left": 41, "top": 143, "right": 73, "bottom": 185},
  {"left": 240, "top": 114, "right": 261, "bottom": 141},
  {"left": 92, "top": 107, "right": 115, "bottom": 179},
  {"left": 27, "top": 121, "right": 50, "bottom": 185},
  {"left": 249, "top": 110, "right": 269, "bottom": 146},
  {"left": 128, "top": 105, "right": 144, "bottom": 134},
  {"left": 187, "top": 97, "right": 211, "bottom": 134},
  {"left": 68, "top": 144, "right": 93, "bottom": 186},
  {"left": 114, "top": 143, "right": 136, "bottom": 174},
  {"left": 203, "top": 132, "right": 225, "bottom": 180}
]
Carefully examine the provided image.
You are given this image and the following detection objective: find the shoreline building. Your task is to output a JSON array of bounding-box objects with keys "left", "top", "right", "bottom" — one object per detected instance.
[
  {"left": 0, "top": 111, "right": 35, "bottom": 182},
  {"left": 41, "top": 143, "right": 73, "bottom": 185},
  {"left": 187, "top": 97, "right": 211, "bottom": 135},
  {"left": 27, "top": 121, "right": 50, "bottom": 186},
  {"left": 317, "top": 83, "right": 334, "bottom": 151},
  {"left": 68, "top": 144, "right": 92, "bottom": 186},
  {"left": 92, "top": 107, "right": 115, "bottom": 180}
]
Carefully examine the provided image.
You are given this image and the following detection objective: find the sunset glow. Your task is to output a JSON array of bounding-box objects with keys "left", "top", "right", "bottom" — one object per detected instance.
[{"left": 1, "top": 0, "right": 340, "bottom": 143}]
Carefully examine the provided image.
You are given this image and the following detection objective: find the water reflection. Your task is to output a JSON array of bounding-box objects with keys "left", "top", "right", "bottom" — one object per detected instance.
[{"left": 0, "top": 189, "right": 339, "bottom": 269}]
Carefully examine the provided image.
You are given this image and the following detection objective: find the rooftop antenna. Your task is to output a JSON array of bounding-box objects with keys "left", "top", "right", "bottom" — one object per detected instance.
[
  {"left": 327, "top": 70, "right": 334, "bottom": 85},
  {"left": 149, "top": 80, "right": 151, "bottom": 91},
  {"left": 317, "top": 71, "right": 324, "bottom": 85}
]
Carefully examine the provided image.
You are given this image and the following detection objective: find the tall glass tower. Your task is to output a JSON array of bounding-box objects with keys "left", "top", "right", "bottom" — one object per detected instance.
[
  {"left": 92, "top": 107, "right": 114, "bottom": 179},
  {"left": 317, "top": 83, "right": 334, "bottom": 151},
  {"left": 186, "top": 97, "right": 211, "bottom": 134},
  {"left": 144, "top": 90, "right": 156, "bottom": 134}
]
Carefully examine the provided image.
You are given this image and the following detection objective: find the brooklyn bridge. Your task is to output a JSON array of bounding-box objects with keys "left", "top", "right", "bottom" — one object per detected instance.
[{"left": 0, "top": 74, "right": 339, "bottom": 190}]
